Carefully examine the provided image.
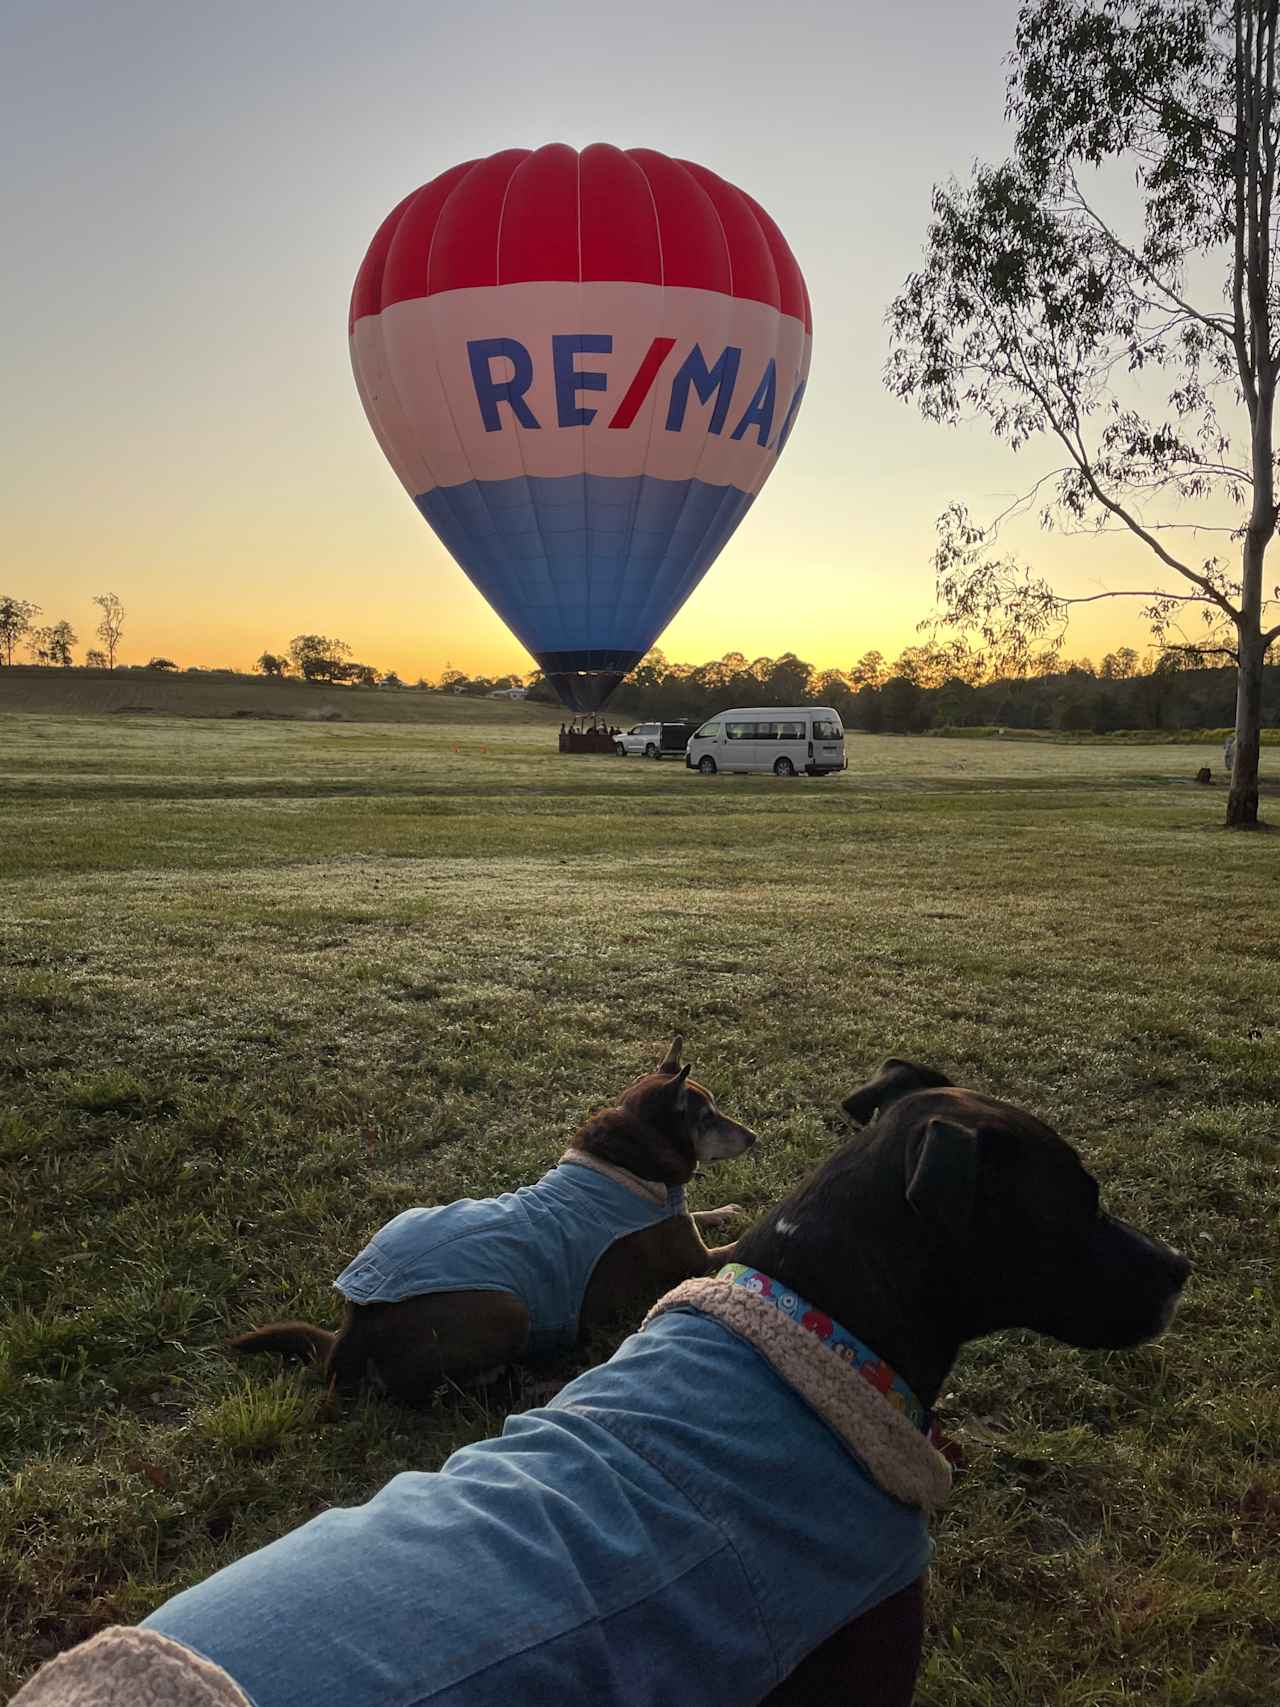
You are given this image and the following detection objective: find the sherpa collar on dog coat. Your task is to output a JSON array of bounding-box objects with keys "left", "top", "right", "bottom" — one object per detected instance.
[
  {"left": 646, "top": 1272, "right": 952, "bottom": 1511},
  {"left": 141, "top": 1278, "right": 950, "bottom": 1707},
  {"left": 333, "top": 1152, "right": 686, "bottom": 1358},
  {"left": 10, "top": 1627, "right": 252, "bottom": 1707},
  {"left": 711, "top": 1262, "right": 950, "bottom": 1454}
]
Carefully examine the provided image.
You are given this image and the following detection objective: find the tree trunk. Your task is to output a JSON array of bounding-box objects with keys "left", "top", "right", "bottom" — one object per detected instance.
[{"left": 1227, "top": 633, "right": 1265, "bottom": 826}]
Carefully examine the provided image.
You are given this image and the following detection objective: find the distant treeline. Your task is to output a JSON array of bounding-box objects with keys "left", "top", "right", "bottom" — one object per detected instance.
[
  {"left": 593, "top": 648, "right": 1280, "bottom": 736},
  {"left": 8, "top": 625, "right": 1278, "bottom": 736}
]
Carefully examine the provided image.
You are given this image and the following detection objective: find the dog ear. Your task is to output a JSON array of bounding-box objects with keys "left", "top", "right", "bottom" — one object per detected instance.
[
  {"left": 841, "top": 1057, "right": 953, "bottom": 1125},
  {"left": 660, "top": 1062, "right": 691, "bottom": 1114},
  {"left": 657, "top": 1034, "right": 685, "bottom": 1076},
  {"left": 906, "top": 1117, "right": 979, "bottom": 1241}
]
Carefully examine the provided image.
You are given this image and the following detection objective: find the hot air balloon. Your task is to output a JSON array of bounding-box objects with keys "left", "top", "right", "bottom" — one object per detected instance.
[{"left": 350, "top": 144, "right": 811, "bottom": 713}]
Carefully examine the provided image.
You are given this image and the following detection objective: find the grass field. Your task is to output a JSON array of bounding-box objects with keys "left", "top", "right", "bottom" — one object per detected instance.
[
  {"left": 2, "top": 705, "right": 1278, "bottom": 1704},
  {"left": 0, "top": 664, "right": 565, "bottom": 727}
]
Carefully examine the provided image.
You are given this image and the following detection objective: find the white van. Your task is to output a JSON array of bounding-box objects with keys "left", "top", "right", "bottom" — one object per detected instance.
[{"left": 685, "top": 706, "right": 846, "bottom": 777}]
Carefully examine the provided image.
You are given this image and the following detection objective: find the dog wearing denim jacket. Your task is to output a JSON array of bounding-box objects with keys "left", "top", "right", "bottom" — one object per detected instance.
[
  {"left": 229, "top": 1036, "right": 755, "bottom": 1403},
  {"left": 15, "top": 1058, "right": 1192, "bottom": 1707}
]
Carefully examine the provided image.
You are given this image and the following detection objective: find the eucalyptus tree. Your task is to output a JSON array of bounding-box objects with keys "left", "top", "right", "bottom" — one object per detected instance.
[
  {"left": 92, "top": 592, "right": 126, "bottom": 672},
  {"left": 0, "top": 596, "right": 40, "bottom": 666},
  {"left": 30, "top": 621, "right": 77, "bottom": 667},
  {"left": 890, "top": 0, "right": 1280, "bottom": 826}
]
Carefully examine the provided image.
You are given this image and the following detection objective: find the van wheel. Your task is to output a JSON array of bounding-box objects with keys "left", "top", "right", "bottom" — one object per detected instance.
[
  {"left": 644, "top": 742, "right": 658, "bottom": 758},
  {"left": 698, "top": 755, "right": 717, "bottom": 775},
  {"left": 774, "top": 757, "right": 796, "bottom": 778},
  {"left": 614, "top": 742, "right": 626, "bottom": 756}
]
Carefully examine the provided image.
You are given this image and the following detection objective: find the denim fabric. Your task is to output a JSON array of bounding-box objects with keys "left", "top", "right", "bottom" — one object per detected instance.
[
  {"left": 144, "top": 1307, "right": 931, "bottom": 1707},
  {"left": 334, "top": 1161, "right": 686, "bottom": 1358}
]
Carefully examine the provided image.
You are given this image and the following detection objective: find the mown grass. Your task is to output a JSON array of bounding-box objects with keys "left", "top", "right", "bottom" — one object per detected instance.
[
  {"left": 2, "top": 710, "right": 1278, "bottom": 1704},
  {"left": 0, "top": 664, "right": 567, "bottom": 727},
  {"left": 931, "top": 723, "right": 1280, "bottom": 745}
]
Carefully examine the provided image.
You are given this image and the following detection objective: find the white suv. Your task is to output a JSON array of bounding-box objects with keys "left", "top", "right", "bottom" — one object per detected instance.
[{"left": 615, "top": 723, "right": 665, "bottom": 757}]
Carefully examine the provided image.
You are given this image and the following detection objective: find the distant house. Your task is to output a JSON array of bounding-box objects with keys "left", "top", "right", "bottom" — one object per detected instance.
[{"left": 489, "top": 686, "right": 527, "bottom": 699}]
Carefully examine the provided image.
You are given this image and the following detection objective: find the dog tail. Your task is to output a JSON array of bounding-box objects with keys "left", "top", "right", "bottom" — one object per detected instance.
[{"left": 227, "top": 1322, "right": 337, "bottom": 1366}]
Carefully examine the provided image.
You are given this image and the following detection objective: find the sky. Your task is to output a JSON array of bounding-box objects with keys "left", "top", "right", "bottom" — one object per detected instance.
[{"left": 2, "top": 0, "right": 1174, "bottom": 680}]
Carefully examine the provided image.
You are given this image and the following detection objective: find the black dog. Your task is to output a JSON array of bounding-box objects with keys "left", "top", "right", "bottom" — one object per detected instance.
[{"left": 750, "top": 1056, "right": 1192, "bottom": 1705}]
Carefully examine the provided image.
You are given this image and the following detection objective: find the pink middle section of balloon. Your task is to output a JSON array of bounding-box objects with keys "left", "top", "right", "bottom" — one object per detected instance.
[{"left": 351, "top": 282, "right": 811, "bottom": 503}]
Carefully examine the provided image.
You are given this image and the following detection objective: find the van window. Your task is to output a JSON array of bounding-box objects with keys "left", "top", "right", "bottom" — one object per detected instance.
[
  {"left": 695, "top": 722, "right": 721, "bottom": 739},
  {"left": 724, "top": 721, "right": 753, "bottom": 741},
  {"left": 753, "top": 722, "right": 778, "bottom": 741},
  {"left": 777, "top": 720, "right": 805, "bottom": 740},
  {"left": 812, "top": 717, "right": 843, "bottom": 740}
]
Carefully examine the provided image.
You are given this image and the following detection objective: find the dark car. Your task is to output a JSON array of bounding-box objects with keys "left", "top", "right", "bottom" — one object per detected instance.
[{"left": 615, "top": 721, "right": 696, "bottom": 759}]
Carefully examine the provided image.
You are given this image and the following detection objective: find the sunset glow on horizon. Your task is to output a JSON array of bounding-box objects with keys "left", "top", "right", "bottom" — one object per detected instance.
[{"left": 3, "top": 0, "right": 1168, "bottom": 686}]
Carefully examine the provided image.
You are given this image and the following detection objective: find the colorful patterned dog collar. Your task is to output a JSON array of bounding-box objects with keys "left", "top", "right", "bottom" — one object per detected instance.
[{"left": 717, "top": 1263, "right": 934, "bottom": 1437}]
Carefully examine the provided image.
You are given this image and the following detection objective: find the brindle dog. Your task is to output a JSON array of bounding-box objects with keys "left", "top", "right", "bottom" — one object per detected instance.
[{"left": 229, "top": 1037, "right": 755, "bottom": 1404}]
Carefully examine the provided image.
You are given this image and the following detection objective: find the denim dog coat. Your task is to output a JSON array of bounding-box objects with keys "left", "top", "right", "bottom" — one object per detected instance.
[
  {"left": 145, "top": 1291, "right": 945, "bottom": 1707},
  {"left": 333, "top": 1154, "right": 686, "bottom": 1358}
]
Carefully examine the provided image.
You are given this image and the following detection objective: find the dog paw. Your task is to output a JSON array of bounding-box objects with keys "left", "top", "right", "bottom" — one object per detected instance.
[{"left": 697, "top": 1204, "right": 747, "bottom": 1226}]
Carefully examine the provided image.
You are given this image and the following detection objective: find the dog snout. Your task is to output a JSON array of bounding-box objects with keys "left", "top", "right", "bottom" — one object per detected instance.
[
  {"left": 1152, "top": 1247, "right": 1191, "bottom": 1333},
  {"left": 1123, "top": 1220, "right": 1193, "bottom": 1290},
  {"left": 1165, "top": 1247, "right": 1193, "bottom": 1287},
  {"left": 696, "top": 1118, "right": 757, "bottom": 1161}
]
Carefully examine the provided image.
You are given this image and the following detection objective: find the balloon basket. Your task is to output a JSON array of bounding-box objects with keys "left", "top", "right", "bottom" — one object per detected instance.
[{"left": 558, "top": 724, "right": 619, "bottom": 755}]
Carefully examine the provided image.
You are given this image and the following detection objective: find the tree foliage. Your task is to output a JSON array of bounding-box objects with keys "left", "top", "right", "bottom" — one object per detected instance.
[
  {"left": 0, "top": 596, "right": 40, "bottom": 666},
  {"left": 605, "top": 644, "right": 1276, "bottom": 738},
  {"left": 287, "top": 634, "right": 352, "bottom": 683},
  {"left": 92, "top": 593, "right": 126, "bottom": 672},
  {"left": 29, "top": 621, "right": 77, "bottom": 667},
  {"left": 888, "top": 0, "right": 1280, "bottom": 826}
]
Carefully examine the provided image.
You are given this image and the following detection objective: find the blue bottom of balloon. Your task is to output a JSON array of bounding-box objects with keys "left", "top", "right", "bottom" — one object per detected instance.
[{"left": 416, "top": 472, "right": 755, "bottom": 664}]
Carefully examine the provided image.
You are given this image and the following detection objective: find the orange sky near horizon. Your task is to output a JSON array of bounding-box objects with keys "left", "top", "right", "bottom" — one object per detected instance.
[
  {"left": 22, "top": 508, "right": 1163, "bottom": 685},
  {"left": 3, "top": 1, "right": 1204, "bottom": 689}
]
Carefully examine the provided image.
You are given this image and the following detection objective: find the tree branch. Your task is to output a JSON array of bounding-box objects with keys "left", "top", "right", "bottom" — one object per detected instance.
[
  {"left": 1159, "top": 641, "right": 1240, "bottom": 661},
  {"left": 1057, "top": 521, "right": 1241, "bottom": 536},
  {"left": 994, "top": 310, "right": 1243, "bottom": 620},
  {"left": 1067, "top": 175, "right": 1235, "bottom": 343},
  {"left": 1057, "top": 588, "right": 1215, "bottom": 606}
]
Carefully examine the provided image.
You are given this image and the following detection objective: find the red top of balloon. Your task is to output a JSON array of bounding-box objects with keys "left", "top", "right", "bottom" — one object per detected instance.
[{"left": 349, "top": 143, "right": 811, "bottom": 335}]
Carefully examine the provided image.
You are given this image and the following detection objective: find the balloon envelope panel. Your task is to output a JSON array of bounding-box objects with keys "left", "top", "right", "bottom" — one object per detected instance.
[{"left": 350, "top": 144, "right": 811, "bottom": 710}]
